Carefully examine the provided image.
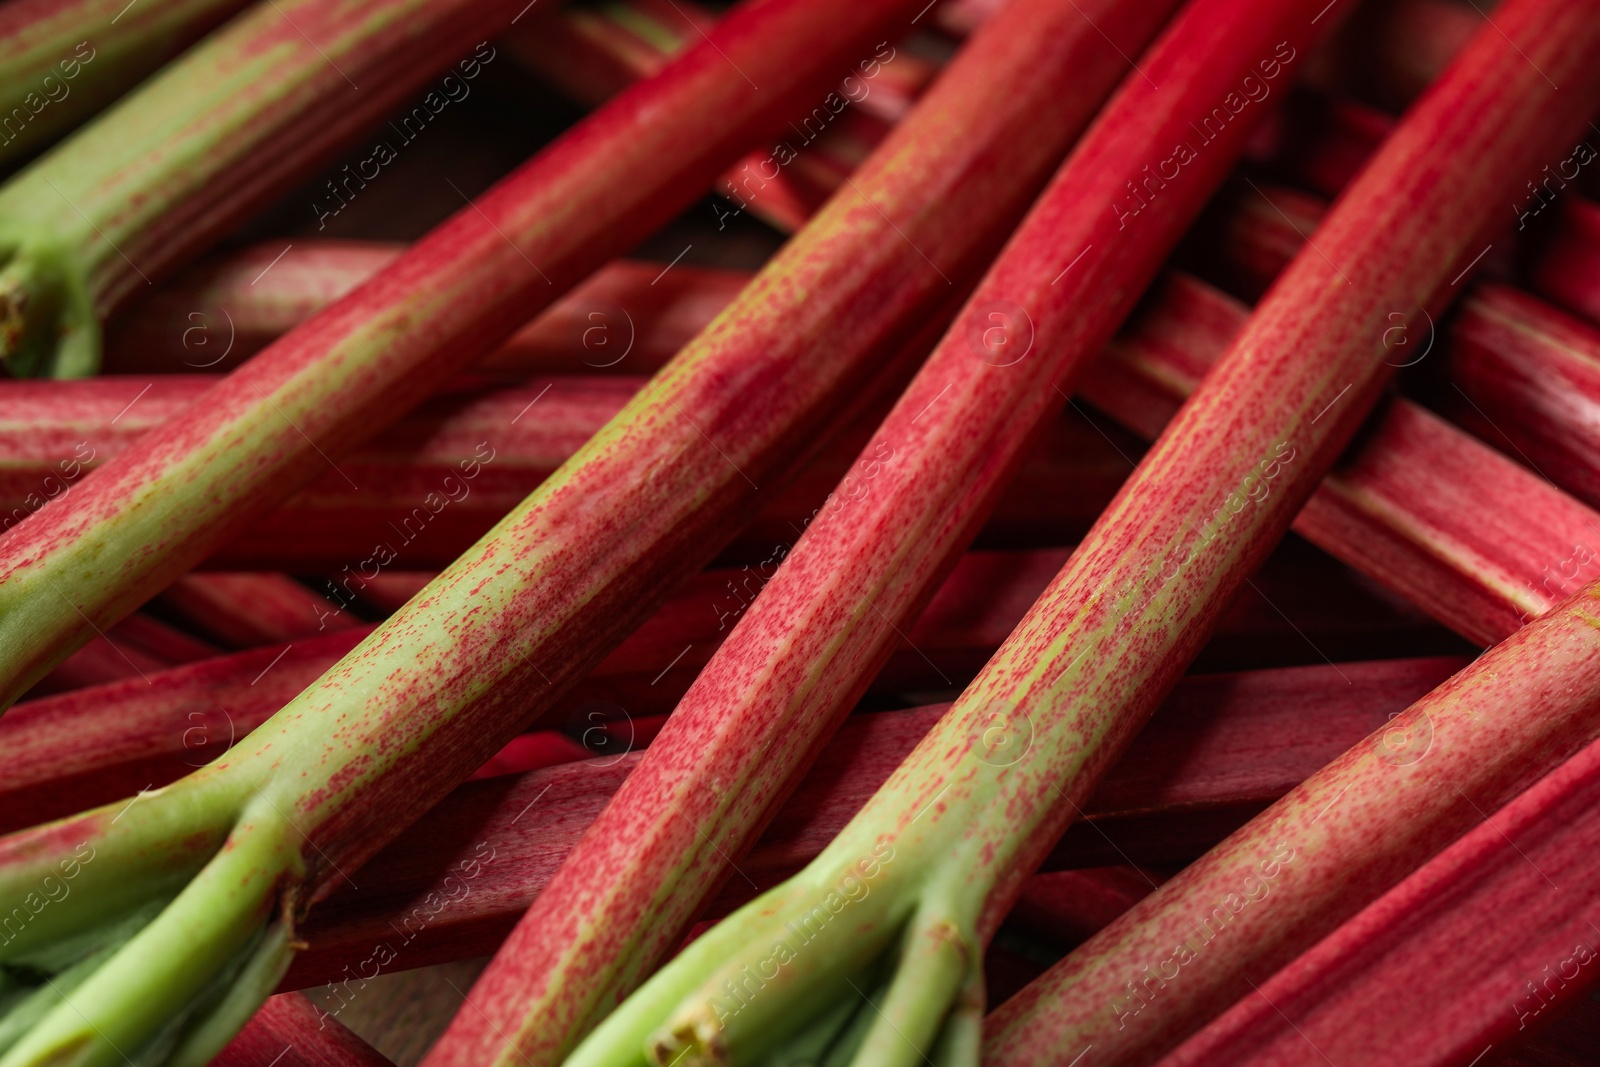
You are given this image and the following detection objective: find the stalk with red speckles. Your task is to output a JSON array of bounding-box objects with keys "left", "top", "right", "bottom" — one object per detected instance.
[{"left": 0, "top": 0, "right": 254, "bottom": 168}]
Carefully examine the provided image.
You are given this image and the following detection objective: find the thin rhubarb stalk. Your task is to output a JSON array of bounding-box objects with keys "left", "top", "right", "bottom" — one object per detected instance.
[
  {"left": 609, "top": 4, "right": 1600, "bottom": 1067},
  {"left": 105, "top": 248, "right": 750, "bottom": 376},
  {"left": 1157, "top": 728, "right": 1600, "bottom": 1066},
  {"left": 979, "top": 9, "right": 1600, "bottom": 1058},
  {"left": 0, "top": 0, "right": 252, "bottom": 166},
  {"left": 283, "top": 657, "right": 1456, "bottom": 990},
  {"left": 0, "top": 0, "right": 529, "bottom": 378},
  {"left": 539, "top": 2, "right": 1347, "bottom": 1065},
  {"left": 0, "top": 0, "right": 929, "bottom": 715},
  {"left": 0, "top": 0, "right": 1103, "bottom": 1053}
]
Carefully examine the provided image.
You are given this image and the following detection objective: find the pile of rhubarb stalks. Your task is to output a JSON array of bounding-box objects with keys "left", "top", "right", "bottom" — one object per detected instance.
[{"left": 7, "top": 0, "right": 1600, "bottom": 1064}]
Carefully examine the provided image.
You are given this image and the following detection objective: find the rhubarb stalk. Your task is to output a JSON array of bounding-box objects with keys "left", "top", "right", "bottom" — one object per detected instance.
[
  {"left": 0, "top": 0, "right": 532, "bottom": 377},
  {"left": 1158, "top": 727, "right": 1600, "bottom": 1066}
]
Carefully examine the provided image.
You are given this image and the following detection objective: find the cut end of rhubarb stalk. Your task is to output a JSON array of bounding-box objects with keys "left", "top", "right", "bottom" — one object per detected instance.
[
  {"left": 0, "top": 782, "right": 302, "bottom": 1067},
  {"left": 570, "top": 864, "right": 977, "bottom": 1067},
  {"left": 0, "top": 237, "right": 98, "bottom": 379}
]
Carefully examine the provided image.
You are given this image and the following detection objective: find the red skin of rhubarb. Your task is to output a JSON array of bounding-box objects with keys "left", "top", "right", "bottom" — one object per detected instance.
[
  {"left": 0, "top": 0, "right": 930, "bottom": 710},
  {"left": 1448, "top": 283, "right": 1600, "bottom": 514},
  {"left": 105, "top": 249, "right": 750, "bottom": 376},
  {"left": 1083, "top": 271, "right": 1600, "bottom": 647},
  {"left": 213, "top": 992, "right": 393, "bottom": 1067},
  {"left": 158, "top": 573, "right": 359, "bottom": 649},
  {"left": 973, "top": 0, "right": 1600, "bottom": 1061},
  {"left": 0, "top": 0, "right": 252, "bottom": 166},
  {"left": 499, "top": 4, "right": 1363, "bottom": 1062},
  {"left": 1157, "top": 727, "right": 1600, "bottom": 1067},
  {"left": 283, "top": 657, "right": 1457, "bottom": 991},
  {"left": 428, "top": 0, "right": 1208, "bottom": 1060}
]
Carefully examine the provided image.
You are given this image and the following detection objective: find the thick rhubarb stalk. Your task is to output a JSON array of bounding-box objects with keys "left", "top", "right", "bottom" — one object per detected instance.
[
  {"left": 1157, "top": 727, "right": 1600, "bottom": 1066},
  {"left": 548, "top": 2, "right": 1348, "bottom": 1065},
  {"left": 979, "top": 7, "right": 1600, "bottom": 1058},
  {"left": 0, "top": 0, "right": 1108, "bottom": 1055},
  {"left": 105, "top": 248, "right": 749, "bottom": 375},
  {"left": 0, "top": 0, "right": 926, "bottom": 714},
  {"left": 0, "top": 0, "right": 526, "bottom": 377},
  {"left": 282, "top": 658, "right": 1456, "bottom": 990},
  {"left": 0, "top": 0, "right": 252, "bottom": 166}
]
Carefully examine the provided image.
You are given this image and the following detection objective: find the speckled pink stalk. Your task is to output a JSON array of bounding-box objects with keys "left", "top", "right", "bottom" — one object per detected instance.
[
  {"left": 547, "top": 2, "right": 1349, "bottom": 1065},
  {"left": 982, "top": 5, "right": 1600, "bottom": 1059},
  {"left": 213, "top": 993, "right": 392, "bottom": 1067},
  {"left": 0, "top": 0, "right": 527, "bottom": 376},
  {"left": 1158, "top": 726, "right": 1600, "bottom": 1065},
  {"left": 0, "top": 0, "right": 923, "bottom": 711}
]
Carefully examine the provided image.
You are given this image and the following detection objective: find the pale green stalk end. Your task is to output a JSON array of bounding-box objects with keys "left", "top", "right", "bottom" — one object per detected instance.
[
  {"left": 0, "top": 786, "right": 301, "bottom": 1067},
  {"left": 0, "top": 230, "right": 96, "bottom": 378}
]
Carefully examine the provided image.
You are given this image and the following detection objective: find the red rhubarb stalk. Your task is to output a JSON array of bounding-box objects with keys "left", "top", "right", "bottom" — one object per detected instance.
[
  {"left": 213, "top": 993, "right": 393, "bottom": 1067},
  {"left": 0, "top": 0, "right": 926, "bottom": 712},
  {"left": 0, "top": 0, "right": 531, "bottom": 377},
  {"left": 0, "top": 0, "right": 252, "bottom": 166},
  {"left": 980, "top": 6, "right": 1600, "bottom": 1058},
  {"left": 539, "top": 2, "right": 1350, "bottom": 1065},
  {"left": 1158, "top": 727, "right": 1600, "bottom": 1066}
]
